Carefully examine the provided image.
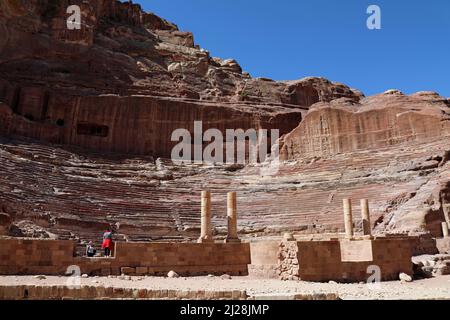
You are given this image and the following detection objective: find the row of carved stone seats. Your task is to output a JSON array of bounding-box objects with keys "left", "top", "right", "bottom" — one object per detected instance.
[{"left": 0, "top": 137, "right": 446, "bottom": 243}]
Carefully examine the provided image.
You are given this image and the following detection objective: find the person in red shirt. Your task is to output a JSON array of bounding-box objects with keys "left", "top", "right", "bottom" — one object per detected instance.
[{"left": 101, "top": 228, "right": 113, "bottom": 257}]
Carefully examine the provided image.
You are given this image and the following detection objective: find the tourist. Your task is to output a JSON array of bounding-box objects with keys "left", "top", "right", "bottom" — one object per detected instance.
[
  {"left": 101, "top": 228, "right": 113, "bottom": 257},
  {"left": 86, "top": 241, "right": 96, "bottom": 257}
]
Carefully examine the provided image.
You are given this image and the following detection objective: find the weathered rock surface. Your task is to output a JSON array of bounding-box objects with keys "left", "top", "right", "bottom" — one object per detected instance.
[
  {"left": 0, "top": 136, "right": 448, "bottom": 254},
  {"left": 280, "top": 91, "right": 450, "bottom": 160},
  {"left": 0, "top": 0, "right": 448, "bottom": 249},
  {"left": 0, "top": 0, "right": 362, "bottom": 155}
]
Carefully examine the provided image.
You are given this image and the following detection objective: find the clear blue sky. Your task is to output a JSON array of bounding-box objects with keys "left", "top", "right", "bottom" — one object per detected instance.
[{"left": 137, "top": 0, "right": 450, "bottom": 97}]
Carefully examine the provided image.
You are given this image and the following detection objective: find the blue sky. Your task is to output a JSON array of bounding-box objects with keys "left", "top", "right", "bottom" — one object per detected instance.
[{"left": 137, "top": 0, "right": 450, "bottom": 97}]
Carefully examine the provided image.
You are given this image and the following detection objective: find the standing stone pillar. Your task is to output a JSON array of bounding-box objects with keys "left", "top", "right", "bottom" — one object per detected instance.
[
  {"left": 442, "top": 222, "right": 449, "bottom": 238},
  {"left": 343, "top": 198, "right": 354, "bottom": 239},
  {"left": 444, "top": 204, "right": 450, "bottom": 227},
  {"left": 198, "top": 191, "right": 213, "bottom": 243},
  {"left": 361, "top": 199, "right": 372, "bottom": 236},
  {"left": 225, "top": 192, "right": 240, "bottom": 243}
]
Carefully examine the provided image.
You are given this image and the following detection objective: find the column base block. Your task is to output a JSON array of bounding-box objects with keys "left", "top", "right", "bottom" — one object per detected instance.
[
  {"left": 224, "top": 238, "right": 241, "bottom": 244},
  {"left": 197, "top": 237, "right": 214, "bottom": 244}
]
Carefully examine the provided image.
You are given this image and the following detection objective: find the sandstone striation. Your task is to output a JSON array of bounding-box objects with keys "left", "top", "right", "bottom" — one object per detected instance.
[
  {"left": 279, "top": 91, "right": 450, "bottom": 160},
  {"left": 0, "top": 0, "right": 360, "bottom": 103},
  {"left": 0, "top": 136, "right": 448, "bottom": 254},
  {"left": 0, "top": 0, "right": 449, "bottom": 250}
]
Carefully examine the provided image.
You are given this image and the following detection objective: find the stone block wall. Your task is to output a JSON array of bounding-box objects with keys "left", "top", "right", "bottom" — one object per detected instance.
[
  {"left": 108, "top": 242, "right": 251, "bottom": 276},
  {"left": 248, "top": 241, "right": 279, "bottom": 279},
  {"left": 270, "top": 238, "right": 414, "bottom": 282},
  {"left": 0, "top": 239, "right": 251, "bottom": 276},
  {"left": 340, "top": 239, "right": 373, "bottom": 262},
  {"left": 370, "top": 238, "right": 414, "bottom": 281},
  {"left": 0, "top": 239, "right": 76, "bottom": 275},
  {"left": 297, "top": 240, "right": 343, "bottom": 282},
  {"left": 253, "top": 240, "right": 356, "bottom": 282},
  {"left": 277, "top": 241, "right": 301, "bottom": 280},
  {"left": 409, "top": 234, "right": 439, "bottom": 256}
]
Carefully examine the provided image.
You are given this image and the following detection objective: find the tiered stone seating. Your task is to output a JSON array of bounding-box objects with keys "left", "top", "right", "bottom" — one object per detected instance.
[{"left": 0, "top": 136, "right": 448, "bottom": 247}]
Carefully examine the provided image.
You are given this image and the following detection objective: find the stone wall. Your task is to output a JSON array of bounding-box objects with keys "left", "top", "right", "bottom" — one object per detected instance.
[
  {"left": 277, "top": 241, "right": 301, "bottom": 280},
  {"left": 270, "top": 237, "right": 414, "bottom": 282},
  {"left": 0, "top": 239, "right": 251, "bottom": 276},
  {"left": 0, "top": 239, "right": 77, "bottom": 275},
  {"left": 110, "top": 242, "right": 251, "bottom": 276},
  {"left": 248, "top": 241, "right": 280, "bottom": 279},
  {"left": 296, "top": 240, "right": 343, "bottom": 282},
  {"left": 370, "top": 238, "right": 416, "bottom": 280},
  {"left": 409, "top": 234, "right": 439, "bottom": 256},
  {"left": 0, "top": 237, "right": 415, "bottom": 282}
]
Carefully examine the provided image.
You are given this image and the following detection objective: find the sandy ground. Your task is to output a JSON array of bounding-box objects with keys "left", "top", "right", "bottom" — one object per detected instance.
[{"left": 1, "top": 275, "right": 450, "bottom": 300}]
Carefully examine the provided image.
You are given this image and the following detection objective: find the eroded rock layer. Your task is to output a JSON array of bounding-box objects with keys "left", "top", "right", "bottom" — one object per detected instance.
[
  {"left": 0, "top": 0, "right": 361, "bottom": 103},
  {"left": 0, "top": 0, "right": 358, "bottom": 155},
  {"left": 0, "top": 95, "right": 302, "bottom": 157},
  {"left": 0, "top": 136, "right": 448, "bottom": 252},
  {"left": 280, "top": 91, "right": 450, "bottom": 160},
  {"left": 0, "top": 0, "right": 449, "bottom": 247}
]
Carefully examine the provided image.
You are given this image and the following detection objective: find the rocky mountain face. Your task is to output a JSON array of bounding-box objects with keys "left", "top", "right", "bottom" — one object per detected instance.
[
  {"left": 0, "top": 0, "right": 361, "bottom": 102},
  {"left": 0, "top": 0, "right": 361, "bottom": 156},
  {"left": 0, "top": 0, "right": 449, "bottom": 247},
  {"left": 280, "top": 90, "right": 450, "bottom": 160}
]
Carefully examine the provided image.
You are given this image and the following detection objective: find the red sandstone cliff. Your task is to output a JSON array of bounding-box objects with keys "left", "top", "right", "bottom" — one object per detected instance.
[
  {"left": 0, "top": 0, "right": 361, "bottom": 102},
  {"left": 280, "top": 90, "right": 450, "bottom": 160},
  {"left": 0, "top": 1, "right": 449, "bottom": 246},
  {"left": 0, "top": 0, "right": 362, "bottom": 155}
]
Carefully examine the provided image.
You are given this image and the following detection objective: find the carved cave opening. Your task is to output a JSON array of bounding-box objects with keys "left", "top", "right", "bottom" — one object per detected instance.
[{"left": 77, "top": 123, "right": 109, "bottom": 137}]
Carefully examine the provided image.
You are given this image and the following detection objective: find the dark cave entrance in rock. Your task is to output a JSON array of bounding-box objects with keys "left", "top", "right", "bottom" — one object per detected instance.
[
  {"left": 56, "top": 119, "right": 65, "bottom": 127},
  {"left": 77, "top": 123, "right": 109, "bottom": 137}
]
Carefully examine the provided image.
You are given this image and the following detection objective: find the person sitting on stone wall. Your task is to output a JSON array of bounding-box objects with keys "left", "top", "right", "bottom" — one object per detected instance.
[
  {"left": 101, "top": 228, "right": 113, "bottom": 257},
  {"left": 86, "top": 241, "right": 96, "bottom": 257}
]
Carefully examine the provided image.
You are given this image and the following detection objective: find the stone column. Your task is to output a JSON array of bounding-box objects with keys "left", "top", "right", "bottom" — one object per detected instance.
[
  {"left": 198, "top": 191, "right": 213, "bottom": 243},
  {"left": 225, "top": 192, "right": 240, "bottom": 243},
  {"left": 361, "top": 199, "right": 372, "bottom": 236},
  {"left": 343, "top": 198, "right": 354, "bottom": 239},
  {"left": 444, "top": 204, "right": 450, "bottom": 226},
  {"left": 442, "top": 222, "right": 449, "bottom": 238}
]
